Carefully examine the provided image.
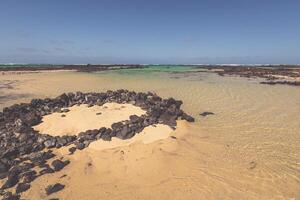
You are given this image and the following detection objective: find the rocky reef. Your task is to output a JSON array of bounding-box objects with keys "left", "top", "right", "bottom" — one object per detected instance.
[
  {"left": 260, "top": 80, "right": 300, "bottom": 86},
  {"left": 196, "top": 65, "right": 300, "bottom": 86},
  {"left": 0, "top": 90, "right": 194, "bottom": 199}
]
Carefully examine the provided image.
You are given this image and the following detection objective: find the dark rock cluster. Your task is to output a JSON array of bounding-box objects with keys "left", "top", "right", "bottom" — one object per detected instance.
[
  {"left": 0, "top": 90, "right": 194, "bottom": 199},
  {"left": 195, "top": 65, "right": 300, "bottom": 86},
  {"left": 0, "top": 64, "right": 147, "bottom": 73},
  {"left": 260, "top": 80, "right": 300, "bottom": 86}
]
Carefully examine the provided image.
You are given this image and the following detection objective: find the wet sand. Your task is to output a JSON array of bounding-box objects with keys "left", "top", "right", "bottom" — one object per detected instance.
[{"left": 1, "top": 69, "right": 300, "bottom": 199}]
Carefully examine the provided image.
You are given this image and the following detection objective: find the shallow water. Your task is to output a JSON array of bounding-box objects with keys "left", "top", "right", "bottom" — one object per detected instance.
[{"left": 0, "top": 66, "right": 300, "bottom": 199}]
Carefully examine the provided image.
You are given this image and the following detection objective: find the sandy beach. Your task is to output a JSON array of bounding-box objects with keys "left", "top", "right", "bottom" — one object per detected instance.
[
  {"left": 1, "top": 0, "right": 300, "bottom": 199},
  {"left": 0, "top": 67, "right": 300, "bottom": 200}
]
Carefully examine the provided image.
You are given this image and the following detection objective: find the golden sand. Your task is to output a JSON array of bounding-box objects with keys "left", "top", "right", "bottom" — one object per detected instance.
[
  {"left": 33, "top": 103, "right": 146, "bottom": 136},
  {"left": 1, "top": 71, "right": 300, "bottom": 199},
  {"left": 34, "top": 102, "right": 174, "bottom": 150}
]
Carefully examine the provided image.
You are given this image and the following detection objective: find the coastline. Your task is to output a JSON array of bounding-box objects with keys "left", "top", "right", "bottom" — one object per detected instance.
[
  {"left": 0, "top": 64, "right": 147, "bottom": 73},
  {"left": 1, "top": 64, "right": 300, "bottom": 86},
  {"left": 0, "top": 67, "right": 299, "bottom": 199}
]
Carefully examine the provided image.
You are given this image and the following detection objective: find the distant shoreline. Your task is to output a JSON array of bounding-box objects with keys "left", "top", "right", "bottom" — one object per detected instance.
[
  {"left": 0, "top": 64, "right": 147, "bottom": 73},
  {"left": 1, "top": 64, "right": 300, "bottom": 86}
]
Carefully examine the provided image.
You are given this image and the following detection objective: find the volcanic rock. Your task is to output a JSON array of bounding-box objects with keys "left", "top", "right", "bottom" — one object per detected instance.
[
  {"left": 51, "top": 159, "right": 70, "bottom": 171},
  {"left": 199, "top": 112, "right": 215, "bottom": 117},
  {"left": 2, "top": 192, "right": 20, "bottom": 200},
  {"left": 68, "top": 147, "right": 76, "bottom": 154},
  {"left": 15, "top": 183, "right": 30, "bottom": 193},
  {"left": 45, "top": 183, "right": 65, "bottom": 195}
]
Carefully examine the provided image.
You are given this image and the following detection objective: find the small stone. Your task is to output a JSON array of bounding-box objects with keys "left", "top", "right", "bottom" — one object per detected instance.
[
  {"left": 59, "top": 174, "right": 67, "bottom": 178},
  {"left": 248, "top": 161, "right": 257, "bottom": 170},
  {"left": 61, "top": 108, "right": 70, "bottom": 113},
  {"left": 61, "top": 114, "right": 66, "bottom": 117},
  {"left": 170, "top": 136, "right": 177, "bottom": 139},
  {"left": 45, "top": 183, "right": 65, "bottom": 195},
  {"left": 68, "top": 147, "right": 76, "bottom": 154},
  {"left": 199, "top": 112, "right": 214, "bottom": 117}
]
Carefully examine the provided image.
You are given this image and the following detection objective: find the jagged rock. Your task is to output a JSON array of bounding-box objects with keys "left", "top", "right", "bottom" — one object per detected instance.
[
  {"left": 99, "top": 128, "right": 112, "bottom": 141},
  {"left": 44, "top": 138, "right": 56, "bottom": 148},
  {"left": 158, "top": 112, "right": 177, "bottom": 127},
  {"left": 0, "top": 161, "right": 9, "bottom": 173},
  {"left": 76, "top": 142, "right": 85, "bottom": 150},
  {"left": 2, "top": 191, "right": 20, "bottom": 200},
  {"left": 19, "top": 170, "right": 37, "bottom": 183},
  {"left": 39, "top": 166, "right": 54, "bottom": 176},
  {"left": 111, "top": 122, "right": 123, "bottom": 130},
  {"left": 27, "top": 151, "right": 55, "bottom": 165},
  {"left": 129, "top": 115, "right": 142, "bottom": 123},
  {"left": 15, "top": 183, "right": 30, "bottom": 193},
  {"left": 1, "top": 170, "right": 19, "bottom": 189},
  {"left": 45, "top": 183, "right": 65, "bottom": 195},
  {"left": 51, "top": 160, "right": 70, "bottom": 171},
  {"left": 181, "top": 113, "right": 195, "bottom": 122},
  {"left": 22, "top": 113, "right": 41, "bottom": 126},
  {"left": 116, "top": 125, "right": 132, "bottom": 139}
]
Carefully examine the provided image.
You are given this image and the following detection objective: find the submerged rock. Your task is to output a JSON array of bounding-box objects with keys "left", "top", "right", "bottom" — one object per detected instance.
[
  {"left": 45, "top": 183, "right": 65, "bottom": 195},
  {"left": 199, "top": 112, "right": 215, "bottom": 117}
]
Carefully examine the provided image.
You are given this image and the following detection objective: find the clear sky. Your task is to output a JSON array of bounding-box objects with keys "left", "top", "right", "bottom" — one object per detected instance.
[{"left": 0, "top": 0, "right": 299, "bottom": 64}]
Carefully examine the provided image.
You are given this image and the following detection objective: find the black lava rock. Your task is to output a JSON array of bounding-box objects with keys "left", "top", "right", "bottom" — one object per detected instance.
[
  {"left": 181, "top": 113, "right": 195, "bottom": 122},
  {"left": 39, "top": 166, "right": 55, "bottom": 176},
  {"left": 199, "top": 112, "right": 214, "bottom": 117},
  {"left": 51, "top": 159, "right": 70, "bottom": 171},
  {"left": 68, "top": 147, "right": 76, "bottom": 154},
  {"left": 0, "top": 90, "right": 195, "bottom": 194},
  {"left": 44, "top": 138, "right": 57, "bottom": 148},
  {"left": 0, "top": 161, "right": 9, "bottom": 173},
  {"left": 2, "top": 191, "right": 20, "bottom": 200},
  {"left": 76, "top": 142, "right": 85, "bottom": 150},
  {"left": 45, "top": 183, "right": 65, "bottom": 195},
  {"left": 15, "top": 183, "right": 30, "bottom": 193}
]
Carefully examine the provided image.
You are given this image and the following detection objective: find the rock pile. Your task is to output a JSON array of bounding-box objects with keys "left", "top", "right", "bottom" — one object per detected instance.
[{"left": 0, "top": 90, "right": 194, "bottom": 199}]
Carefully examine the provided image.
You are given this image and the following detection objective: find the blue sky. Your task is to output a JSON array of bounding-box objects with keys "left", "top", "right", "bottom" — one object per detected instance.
[{"left": 0, "top": 0, "right": 299, "bottom": 64}]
